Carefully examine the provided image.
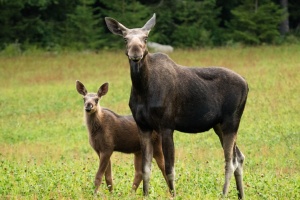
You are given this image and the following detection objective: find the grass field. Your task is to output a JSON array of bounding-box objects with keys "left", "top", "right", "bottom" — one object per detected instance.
[{"left": 0, "top": 45, "right": 299, "bottom": 199}]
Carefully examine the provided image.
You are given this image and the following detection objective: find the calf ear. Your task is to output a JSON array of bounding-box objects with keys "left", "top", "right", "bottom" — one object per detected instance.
[
  {"left": 142, "top": 13, "right": 156, "bottom": 32},
  {"left": 76, "top": 80, "right": 87, "bottom": 96},
  {"left": 98, "top": 82, "right": 109, "bottom": 97},
  {"left": 105, "top": 17, "right": 128, "bottom": 36}
]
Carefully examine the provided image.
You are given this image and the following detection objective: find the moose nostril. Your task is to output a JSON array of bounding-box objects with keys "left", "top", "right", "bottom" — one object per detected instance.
[
  {"left": 130, "top": 55, "right": 143, "bottom": 62},
  {"left": 85, "top": 104, "right": 93, "bottom": 112}
]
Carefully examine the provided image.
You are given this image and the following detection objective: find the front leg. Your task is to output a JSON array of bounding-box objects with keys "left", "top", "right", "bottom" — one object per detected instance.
[
  {"left": 139, "top": 129, "right": 154, "bottom": 196},
  {"left": 161, "top": 129, "right": 176, "bottom": 197},
  {"left": 94, "top": 152, "right": 113, "bottom": 194},
  {"left": 104, "top": 159, "right": 113, "bottom": 192}
]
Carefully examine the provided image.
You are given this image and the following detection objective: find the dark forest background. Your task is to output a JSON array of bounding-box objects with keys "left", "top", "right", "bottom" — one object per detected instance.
[{"left": 0, "top": 0, "right": 299, "bottom": 51}]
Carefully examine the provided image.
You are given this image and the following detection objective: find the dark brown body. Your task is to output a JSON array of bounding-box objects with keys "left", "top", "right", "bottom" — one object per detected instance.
[{"left": 129, "top": 54, "right": 248, "bottom": 199}]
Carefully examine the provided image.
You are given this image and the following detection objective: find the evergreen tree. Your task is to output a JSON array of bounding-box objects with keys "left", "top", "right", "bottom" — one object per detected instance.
[
  {"left": 63, "top": 0, "right": 101, "bottom": 50},
  {"left": 96, "top": 0, "right": 151, "bottom": 49},
  {"left": 171, "top": 0, "right": 221, "bottom": 47},
  {"left": 226, "top": 0, "right": 284, "bottom": 44},
  {"left": 0, "top": 1, "right": 24, "bottom": 49},
  {"left": 0, "top": 0, "right": 299, "bottom": 50},
  {"left": 146, "top": 0, "right": 175, "bottom": 45}
]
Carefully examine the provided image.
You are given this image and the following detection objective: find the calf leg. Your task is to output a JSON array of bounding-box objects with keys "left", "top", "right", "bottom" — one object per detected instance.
[
  {"left": 104, "top": 159, "right": 113, "bottom": 192},
  {"left": 132, "top": 152, "right": 143, "bottom": 191},
  {"left": 161, "top": 129, "right": 175, "bottom": 197},
  {"left": 94, "top": 152, "right": 112, "bottom": 194},
  {"left": 140, "top": 130, "right": 154, "bottom": 196}
]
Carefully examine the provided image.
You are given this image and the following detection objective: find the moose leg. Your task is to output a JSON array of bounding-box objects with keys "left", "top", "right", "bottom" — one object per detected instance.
[
  {"left": 213, "top": 124, "right": 223, "bottom": 145},
  {"left": 132, "top": 152, "right": 143, "bottom": 191},
  {"left": 161, "top": 129, "right": 175, "bottom": 197},
  {"left": 234, "top": 145, "right": 245, "bottom": 199},
  {"left": 153, "top": 134, "right": 169, "bottom": 188},
  {"left": 94, "top": 152, "right": 112, "bottom": 194},
  {"left": 214, "top": 124, "right": 240, "bottom": 198},
  {"left": 104, "top": 159, "right": 113, "bottom": 192},
  {"left": 222, "top": 132, "right": 237, "bottom": 197},
  {"left": 140, "top": 130, "right": 154, "bottom": 196}
]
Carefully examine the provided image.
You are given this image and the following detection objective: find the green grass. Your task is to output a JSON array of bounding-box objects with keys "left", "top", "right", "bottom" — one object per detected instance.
[{"left": 0, "top": 45, "right": 299, "bottom": 199}]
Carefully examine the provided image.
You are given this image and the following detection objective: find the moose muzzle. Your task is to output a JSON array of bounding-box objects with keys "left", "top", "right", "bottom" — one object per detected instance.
[
  {"left": 85, "top": 103, "right": 93, "bottom": 112},
  {"left": 129, "top": 55, "right": 143, "bottom": 62}
]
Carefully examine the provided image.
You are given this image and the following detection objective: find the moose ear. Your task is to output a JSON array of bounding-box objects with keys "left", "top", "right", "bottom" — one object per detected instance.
[
  {"left": 142, "top": 13, "right": 156, "bottom": 32},
  {"left": 76, "top": 80, "right": 87, "bottom": 96},
  {"left": 105, "top": 17, "right": 128, "bottom": 36},
  {"left": 98, "top": 82, "right": 109, "bottom": 97}
]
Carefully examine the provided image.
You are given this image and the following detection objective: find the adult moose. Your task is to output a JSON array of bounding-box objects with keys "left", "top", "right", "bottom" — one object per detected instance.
[{"left": 105, "top": 14, "right": 248, "bottom": 199}]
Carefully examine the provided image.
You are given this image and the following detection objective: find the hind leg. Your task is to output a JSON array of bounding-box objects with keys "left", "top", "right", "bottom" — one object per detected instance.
[
  {"left": 161, "top": 129, "right": 176, "bottom": 197},
  {"left": 222, "top": 132, "right": 237, "bottom": 196},
  {"left": 214, "top": 124, "right": 244, "bottom": 199},
  {"left": 234, "top": 145, "right": 245, "bottom": 199},
  {"left": 132, "top": 152, "right": 143, "bottom": 191}
]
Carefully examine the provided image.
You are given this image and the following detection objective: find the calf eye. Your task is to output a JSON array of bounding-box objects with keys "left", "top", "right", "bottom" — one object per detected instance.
[
  {"left": 95, "top": 99, "right": 99, "bottom": 104},
  {"left": 144, "top": 37, "right": 148, "bottom": 42},
  {"left": 124, "top": 38, "right": 128, "bottom": 44}
]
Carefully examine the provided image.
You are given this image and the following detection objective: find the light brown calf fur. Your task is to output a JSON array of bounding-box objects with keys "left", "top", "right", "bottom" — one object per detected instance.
[{"left": 76, "top": 80, "right": 167, "bottom": 194}]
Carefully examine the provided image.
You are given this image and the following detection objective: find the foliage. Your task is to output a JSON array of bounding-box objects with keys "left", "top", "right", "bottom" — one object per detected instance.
[
  {"left": 0, "top": 46, "right": 300, "bottom": 199},
  {"left": 226, "top": 0, "right": 284, "bottom": 45},
  {"left": 63, "top": 1, "right": 101, "bottom": 50},
  {"left": 0, "top": 42, "right": 22, "bottom": 56},
  {"left": 0, "top": 0, "right": 299, "bottom": 50},
  {"left": 171, "top": 0, "right": 221, "bottom": 47},
  {"left": 97, "top": 0, "right": 151, "bottom": 49}
]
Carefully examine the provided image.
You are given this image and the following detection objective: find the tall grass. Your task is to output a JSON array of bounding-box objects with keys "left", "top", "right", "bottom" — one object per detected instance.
[{"left": 0, "top": 45, "right": 299, "bottom": 199}]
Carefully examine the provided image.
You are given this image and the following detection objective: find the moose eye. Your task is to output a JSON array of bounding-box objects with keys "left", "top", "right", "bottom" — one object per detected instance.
[
  {"left": 123, "top": 38, "right": 128, "bottom": 43},
  {"left": 95, "top": 99, "right": 99, "bottom": 104},
  {"left": 144, "top": 37, "right": 148, "bottom": 42}
]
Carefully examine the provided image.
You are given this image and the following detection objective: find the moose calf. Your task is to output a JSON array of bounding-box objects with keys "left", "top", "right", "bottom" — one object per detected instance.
[{"left": 76, "top": 80, "right": 167, "bottom": 194}]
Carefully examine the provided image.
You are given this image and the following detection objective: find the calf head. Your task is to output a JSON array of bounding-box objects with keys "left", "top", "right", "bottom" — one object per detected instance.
[
  {"left": 105, "top": 14, "right": 156, "bottom": 62},
  {"left": 76, "top": 80, "right": 109, "bottom": 114}
]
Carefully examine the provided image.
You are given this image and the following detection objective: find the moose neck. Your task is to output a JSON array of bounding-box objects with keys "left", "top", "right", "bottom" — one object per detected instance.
[{"left": 129, "top": 56, "right": 149, "bottom": 93}]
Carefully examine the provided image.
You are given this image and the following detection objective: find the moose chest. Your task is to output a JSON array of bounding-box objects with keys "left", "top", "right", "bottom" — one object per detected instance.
[{"left": 129, "top": 92, "right": 171, "bottom": 131}]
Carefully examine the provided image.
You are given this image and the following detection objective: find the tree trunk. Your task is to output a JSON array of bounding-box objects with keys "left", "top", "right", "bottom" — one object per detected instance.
[{"left": 280, "top": 0, "right": 289, "bottom": 35}]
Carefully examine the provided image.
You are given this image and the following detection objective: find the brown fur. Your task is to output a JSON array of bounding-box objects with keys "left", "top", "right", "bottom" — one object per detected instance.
[{"left": 76, "top": 80, "right": 167, "bottom": 194}]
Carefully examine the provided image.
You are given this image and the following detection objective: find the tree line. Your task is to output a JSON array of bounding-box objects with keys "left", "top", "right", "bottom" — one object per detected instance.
[{"left": 0, "top": 0, "right": 299, "bottom": 51}]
